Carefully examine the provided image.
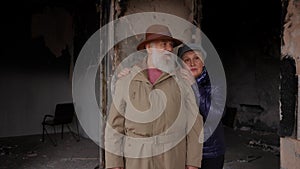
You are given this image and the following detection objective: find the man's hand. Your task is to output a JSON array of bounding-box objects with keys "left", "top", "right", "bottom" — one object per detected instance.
[
  {"left": 117, "top": 67, "right": 131, "bottom": 78},
  {"left": 186, "top": 165, "right": 198, "bottom": 169}
]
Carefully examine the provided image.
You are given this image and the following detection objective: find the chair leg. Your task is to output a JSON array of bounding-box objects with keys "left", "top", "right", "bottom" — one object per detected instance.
[
  {"left": 75, "top": 118, "right": 80, "bottom": 141},
  {"left": 61, "top": 124, "right": 64, "bottom": 139},
  {"left": 42, "top": 124, "right": 45, "bottom": 142},
  {"left": 67, "top": 124, "right": 80, "bottom": 142},
  {"left": 44, "top": 126, "right": 57, "bottom": 146},
  {"left": 53, "top": 126, "right": 56, "bottom": 135},
  {"left": 52, "top": 126, "right": 58, "bottom": 145}
]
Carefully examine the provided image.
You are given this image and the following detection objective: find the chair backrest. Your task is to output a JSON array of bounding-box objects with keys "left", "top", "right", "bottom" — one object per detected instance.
[{"left": 53, "top": 103, "right": 75, "bottom": 124}]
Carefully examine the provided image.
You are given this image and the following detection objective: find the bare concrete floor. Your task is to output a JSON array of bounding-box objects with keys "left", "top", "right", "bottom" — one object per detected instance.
[
  {"left": 0, "top": 127, "right": 279, "bottom": 169},
  {"left": 0, "top": 133, "right": 99, "bottom": 169},
  {"left": 224, "top": 127, "right": 279, "bottom": 169}
]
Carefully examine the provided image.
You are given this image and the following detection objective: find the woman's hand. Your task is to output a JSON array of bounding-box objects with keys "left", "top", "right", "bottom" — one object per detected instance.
[
  {"left": 117, "top": 67, "right": 131, "bottom": 78},
  {"left": 180, "top": 68, "right": 196, "bottom": 85},
  {"left": 186, "top": 165, "right": 198, "bottom": 169}
]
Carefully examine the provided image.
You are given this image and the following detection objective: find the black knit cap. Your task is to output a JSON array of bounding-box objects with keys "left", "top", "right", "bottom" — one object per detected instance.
[{"left": 177, "top": 43, "right": 206, "bottom": 60}]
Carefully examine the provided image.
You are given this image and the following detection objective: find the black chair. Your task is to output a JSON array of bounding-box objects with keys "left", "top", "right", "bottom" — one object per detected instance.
[{"left": 42, "top": 103, "right": 80, "bottom": 146}]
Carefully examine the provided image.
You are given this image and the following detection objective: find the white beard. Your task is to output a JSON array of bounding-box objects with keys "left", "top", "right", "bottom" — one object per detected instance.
[{"left": 151, "top": 49, "right": 176, "bottom": 73}]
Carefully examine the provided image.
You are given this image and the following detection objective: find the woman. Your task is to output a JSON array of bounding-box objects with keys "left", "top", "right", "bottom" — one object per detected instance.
[{"left": 178, "top": 44, "right": 225, "bottom": 169}]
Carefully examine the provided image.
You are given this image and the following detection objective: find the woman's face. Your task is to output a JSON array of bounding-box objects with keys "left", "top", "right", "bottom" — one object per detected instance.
[{"left": 182, "top": 50, "right": 204, "bottom": 78}]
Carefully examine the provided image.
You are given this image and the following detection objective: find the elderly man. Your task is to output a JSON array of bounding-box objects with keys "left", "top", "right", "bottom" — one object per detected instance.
[{"left": 105, "top": 24, "right": 203, "bottom": 169}]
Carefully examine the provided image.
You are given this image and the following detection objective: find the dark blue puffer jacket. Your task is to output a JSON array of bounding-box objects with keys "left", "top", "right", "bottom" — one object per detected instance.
[{"left": 192, "top": 67, "right": 225, "bottom": 159}]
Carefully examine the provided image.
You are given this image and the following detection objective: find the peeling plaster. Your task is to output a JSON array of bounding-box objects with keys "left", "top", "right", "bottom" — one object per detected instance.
[
  {"left": 280, "top": 137, "right": 300, "bottom": 169},
  {"left": 31, "top": 7, "right": 74, "bottom": 58},
  {"left": 282, "top": 0, "right": 300, "bottom": 63},
  {"left": 280, "top": 5, "right": 300, "bottom": 168},
  {"left": 114, "top": 0, "right": 196, "bottom": 65},
  {"left": 282, "top": 0, "right": 300, "bottom": 139},
  {"left": 124, "top": 0, "right": 192, "bottom": 20}
]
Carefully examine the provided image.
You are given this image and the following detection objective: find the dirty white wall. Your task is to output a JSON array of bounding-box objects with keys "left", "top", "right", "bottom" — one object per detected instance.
[
  {"left": 281, "top": 0, "right": 300, "bottom": 168},
  {"left": 0, "top": 69, "right": 72, "bottom": 137}
]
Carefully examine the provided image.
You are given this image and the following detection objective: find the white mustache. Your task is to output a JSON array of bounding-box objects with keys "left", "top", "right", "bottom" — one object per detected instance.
[
  {"left": 152, "top": 50, "right": 175, "bottom": 60},
  {"left": 151, "top": 50, "right": 176, "bottom": 73}
]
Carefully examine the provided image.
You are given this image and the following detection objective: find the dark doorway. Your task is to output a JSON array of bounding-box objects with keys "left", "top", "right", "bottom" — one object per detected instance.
[{"left": 201, "top": 0, "right": 282, "bottom": 132}]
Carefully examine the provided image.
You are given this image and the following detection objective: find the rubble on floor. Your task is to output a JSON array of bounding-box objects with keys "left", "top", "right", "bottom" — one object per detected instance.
[{"left": 0, "top": 127, "right": 279, "bottom": 169}]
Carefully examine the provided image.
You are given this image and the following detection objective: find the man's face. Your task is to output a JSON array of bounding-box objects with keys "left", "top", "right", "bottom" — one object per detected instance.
[
  {"left": 149, "top": 40, "right": 174, "bottom": 52},
  {"left": 182, "top": 50, "right": 204, "bottom": 78},
  {"left": 146, "top": 40, "right": 176, "bottom": 73}
]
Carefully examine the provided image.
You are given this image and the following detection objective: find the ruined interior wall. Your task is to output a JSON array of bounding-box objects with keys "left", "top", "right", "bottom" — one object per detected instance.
[
  {"left": 280, "top": 137, "right": 300, "bottom": 169},
  {"left": 31, "top": 7, "right": 74, "bottom": 58},
  {"left": 204, "top": 0, "right": 281, "bottom": 131},
  {"left": 282, "top": 0, "right": 300, "bottom": 138},
  {"left": 226, "top": 42, "right": 280, "bottom": 131},
  {"left": 113, "top": 0, "right": 196, "bottom": 66},
  {"left": 112, "top": 0, "right": 280, "bottom": 132},
  {"left": 281, "top": 0, "right": 300, "bottom": 168},
  {"left": 282, "top": 0, "right": 300, "bottom": 58},
  {"left": 0, "top": 70, "right": 73, "bottom": 137},
  {"left": 0, "top": 5, "right": 74, "bottom": 137},
  {"left": 124, "top": 0, "right": 193, "bottom": 19}
]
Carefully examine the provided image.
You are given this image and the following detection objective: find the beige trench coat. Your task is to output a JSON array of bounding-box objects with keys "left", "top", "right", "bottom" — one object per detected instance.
[{"left": 105, "top": 61, "right": 203, "bottom": 169}]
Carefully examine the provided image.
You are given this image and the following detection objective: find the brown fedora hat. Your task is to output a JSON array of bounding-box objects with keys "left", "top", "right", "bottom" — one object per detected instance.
[{"left": 137, "top": 24, "right": 182, "bottom": 51}]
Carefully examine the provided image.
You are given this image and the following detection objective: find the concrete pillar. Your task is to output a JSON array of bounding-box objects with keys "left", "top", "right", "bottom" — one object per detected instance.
[{"left": 281, "top": 0, "right": 300, "bottom": 168}]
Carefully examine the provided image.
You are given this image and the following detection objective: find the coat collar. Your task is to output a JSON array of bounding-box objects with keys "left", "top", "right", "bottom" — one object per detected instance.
[
  {"left": 131, "top": 56, "right": 176, "bottom": 85},
  {"left": 196, "top": 67, "right": 210, "bottom": 87}
]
